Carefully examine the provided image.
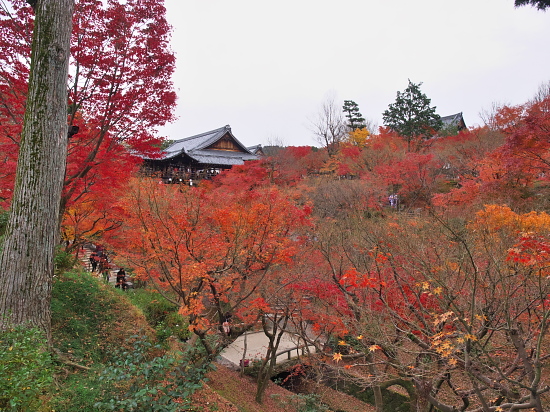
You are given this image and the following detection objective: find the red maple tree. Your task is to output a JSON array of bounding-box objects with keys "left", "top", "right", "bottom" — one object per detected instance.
[
  {"left": 113, "top": 178, "right": 312, "bottom": 356},
  {"left": 0, "top": 0, "right": 176, "bottom": 232}
]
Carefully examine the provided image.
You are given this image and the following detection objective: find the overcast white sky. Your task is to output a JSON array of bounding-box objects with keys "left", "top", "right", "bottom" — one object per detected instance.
[{"left": 159, "top": 0, "right": 550, "bottom": 147}]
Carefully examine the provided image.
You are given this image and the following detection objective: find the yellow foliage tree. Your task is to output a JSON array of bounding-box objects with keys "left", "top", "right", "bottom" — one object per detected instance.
[{"left": 346, "top": 128, "right": 370, "bottom": 148}]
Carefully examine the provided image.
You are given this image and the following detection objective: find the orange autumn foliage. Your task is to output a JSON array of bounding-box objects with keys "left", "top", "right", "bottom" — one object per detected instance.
[{"left": 113, "top": 178, "right": 311, "bottom": 354}]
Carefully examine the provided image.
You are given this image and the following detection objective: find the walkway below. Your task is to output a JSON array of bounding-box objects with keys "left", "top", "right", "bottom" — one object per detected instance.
[
  {"left": 77, "top": 245, "right": 123, "bottom": 287},
  {"left": 219, "top": 331, "right": 315, "bottom": 369},
  {"left": 78, "top": 246, "right": 315, "bottom": 368}
]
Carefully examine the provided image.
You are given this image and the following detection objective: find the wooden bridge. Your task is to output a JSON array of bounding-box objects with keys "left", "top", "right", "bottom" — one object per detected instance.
[{"left": 219, "top": 331, "right": 316, "bottom": 370}]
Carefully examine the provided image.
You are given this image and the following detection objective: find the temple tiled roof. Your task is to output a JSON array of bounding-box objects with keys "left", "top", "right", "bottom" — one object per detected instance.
[
  {"left": 441, "top": 112, "right": 466, "bottom": 129},
  {"left": 246, "top": 144, "right": 265, "bottom": 156},
  {"left": 189, "top": 150, "right": 257, "bottom": 166},
  {"left": 155, "top": 125, "right": 258, "bottom": 165}
]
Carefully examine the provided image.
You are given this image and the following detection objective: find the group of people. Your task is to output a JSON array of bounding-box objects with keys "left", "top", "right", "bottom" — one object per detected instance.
[
  {"left": 88, "top": 248, "right": 130, "bottom": 290},
  {"left": 388, "top": 194, "right": 399, "bottom": 208},
  {"left": 89, "top": 250, "right": 111, "bottom": 283}
]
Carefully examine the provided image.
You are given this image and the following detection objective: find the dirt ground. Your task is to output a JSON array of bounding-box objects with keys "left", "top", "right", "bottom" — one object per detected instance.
[{"left": 191, "top": 364, "right": 376, "bottom": 412}]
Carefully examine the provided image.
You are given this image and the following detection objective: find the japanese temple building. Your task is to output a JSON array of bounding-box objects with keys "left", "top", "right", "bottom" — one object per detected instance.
[
  {"left": 141, "top": 125, "right": 260, "bottom": 184},
  {"left": 440, "top": 112, "right": 467, "bottom": 131}
]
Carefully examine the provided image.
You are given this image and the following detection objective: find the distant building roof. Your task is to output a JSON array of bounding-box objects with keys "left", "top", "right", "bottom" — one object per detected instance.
[
  {"left": 440, "top": 112, "right": 467, "bottom": 130},
  {"left": 247, "top": 144, "right": 265, "bottom": 156},
  {"left": 149, "top": 125, "right": 258, "bottom": 166}
]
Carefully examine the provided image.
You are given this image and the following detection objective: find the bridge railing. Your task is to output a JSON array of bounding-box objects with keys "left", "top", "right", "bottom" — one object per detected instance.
[{"left": 275, "top": 343, "right": 316, "bottom": 362}]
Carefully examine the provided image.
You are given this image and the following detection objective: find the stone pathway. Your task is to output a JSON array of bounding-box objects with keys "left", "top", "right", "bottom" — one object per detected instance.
[
  {"left": 77, "top": 246, "right": 314, "bottom": 367},
  {"left": 77, "top": 245, "right": 122, "bottom": 287}
]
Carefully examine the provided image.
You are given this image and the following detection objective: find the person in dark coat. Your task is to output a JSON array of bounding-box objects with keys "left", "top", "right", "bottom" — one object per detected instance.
[
  {"left": 116, "top": 268, "right": 126, "bottom": 289},
  {"left": 89, "top": 252, "right": 98, "bottom": 272}
]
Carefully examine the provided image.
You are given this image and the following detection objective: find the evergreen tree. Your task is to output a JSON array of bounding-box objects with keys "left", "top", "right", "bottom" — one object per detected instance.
[
  {"left": 515, "top": 0, "right": 550, "bottom": 10},
  {"left": 342, "top": 100, "right": 366, "bottom": 131},
  {"left": 382, "top": 80, "right": 442, "bottom": 151}
]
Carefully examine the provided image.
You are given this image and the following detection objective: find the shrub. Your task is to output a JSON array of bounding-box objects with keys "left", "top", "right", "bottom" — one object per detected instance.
[
  {"left": 127, "top": 289, "right": 190, "bottom": 343},
  {"left": 0, "top": 210, "right": 7, "bottom": 233},
  {"left": 50, "top": 369, "right": 108, "bottom": 412},
  {"left": 50, "top": 272, "right": 155, "bottom": 412},
  {"left": 94, "top": 336, "right": 212, "bottom": 411},
  {"left": 54, "top": 247, "right": 76, "bottom": 275},
  {"left": 0, "top": 209, "right": 8, "bottom": 251},
  {"left": 51, "top": 270, "right": 118, "bottom": 363},
  {"left": 272, "top": 393, "right": 330, "bottom": 412},
  {"left": 129, "top": 289, "right": 177, "bottom": 324},
  {"left": 155, "top": 311, "right": 190, "bottom": 343},
  {"left": 0, "top": 325, "right": 53, "bottom": 411}
]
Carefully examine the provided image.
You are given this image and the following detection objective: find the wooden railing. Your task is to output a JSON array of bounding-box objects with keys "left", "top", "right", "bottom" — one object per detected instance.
[
  {"left": 139, "top": 167, "right": 225, "bottom": 184},
  {"left": 275, "top": 344, "right": 316, "bottom": 361}
]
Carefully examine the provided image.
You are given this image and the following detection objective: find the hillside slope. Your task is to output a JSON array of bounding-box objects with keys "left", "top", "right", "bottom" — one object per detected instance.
[{"left": 193, "top": 364, "right": 376, "bottom": 412}]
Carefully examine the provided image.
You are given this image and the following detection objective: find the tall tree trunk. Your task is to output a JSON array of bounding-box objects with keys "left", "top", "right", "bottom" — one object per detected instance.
[
  {"left": 255, "top": 314, "right": 289, "bottom": 404},
  {"left": 366, "top": 352, "right": 384, "bottom": 412},
  {"left": 0, "top": 0, "right": 75, "bottom": 343}
]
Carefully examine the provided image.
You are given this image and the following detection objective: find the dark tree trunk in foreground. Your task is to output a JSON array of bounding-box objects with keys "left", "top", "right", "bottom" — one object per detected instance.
[{"left": 0, "top": 0, "right": 75, "bottom": 342}]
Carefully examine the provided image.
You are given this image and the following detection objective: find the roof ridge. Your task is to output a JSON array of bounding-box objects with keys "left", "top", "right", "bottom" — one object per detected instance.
[
  {"left": 172, "top": 125, "right": 231, "bottom": 143},
  {"left": 441, "top": 112, "right": 462, "bottom": 119}
]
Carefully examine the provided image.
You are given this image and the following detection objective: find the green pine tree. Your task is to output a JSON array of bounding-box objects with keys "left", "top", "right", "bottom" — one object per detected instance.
[
  {"left": 515, "top": 0, "right": 550, "bottom": 10},
  {"left": 343, "top": 100, "right": 366, "bottom": 131},
  {"left": 382, "top": 80, "right": 442, "bottom": 151}
]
